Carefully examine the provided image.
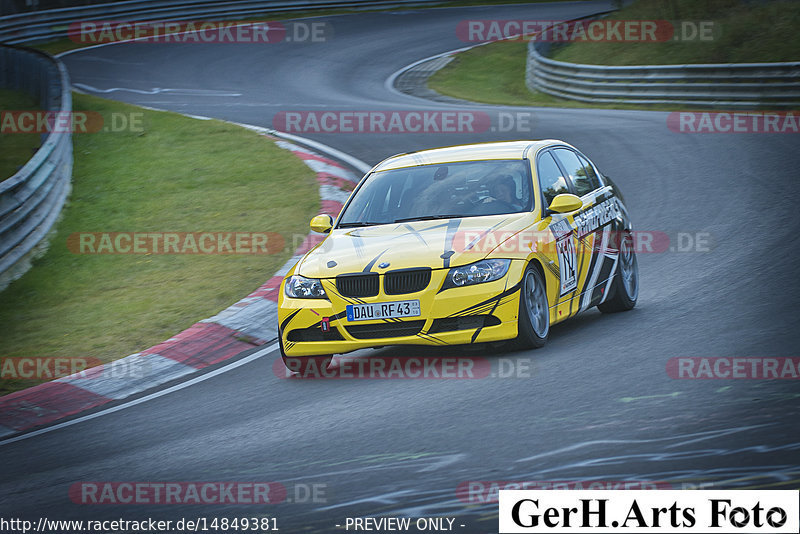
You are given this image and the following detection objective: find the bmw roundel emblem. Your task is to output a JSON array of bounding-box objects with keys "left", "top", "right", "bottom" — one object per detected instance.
[{"left": 378, "top": 262, "right": 390, "bottom": 269}]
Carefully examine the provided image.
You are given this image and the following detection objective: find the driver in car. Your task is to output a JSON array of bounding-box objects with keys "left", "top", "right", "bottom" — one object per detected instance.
[{"left": 485, "top": 174, "right": 523, "bottom": 210}]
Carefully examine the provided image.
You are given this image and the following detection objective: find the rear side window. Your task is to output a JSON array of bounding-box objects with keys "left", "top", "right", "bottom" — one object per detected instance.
[
  {"left": 536, "top": 151, "right": 569, "bottom": 207},
  {"left": 554, "top": 148, "right": 600, "bottom": 197},
  {"left": 577, "top": 153, "right": 603, "bottom": 188}
]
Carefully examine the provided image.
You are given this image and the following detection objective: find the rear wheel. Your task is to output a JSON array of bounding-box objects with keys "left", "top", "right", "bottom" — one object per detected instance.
[
  {"left": 514, "top": 264, "right": 550, "bottom": 349},
  {"left": 598, "top": 231, "right": 638, "bottom": 313}
]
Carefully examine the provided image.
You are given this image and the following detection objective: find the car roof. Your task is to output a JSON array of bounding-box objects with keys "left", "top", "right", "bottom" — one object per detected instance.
[{"left": 373, "top": 140, "right": 567, "bottom": 171}]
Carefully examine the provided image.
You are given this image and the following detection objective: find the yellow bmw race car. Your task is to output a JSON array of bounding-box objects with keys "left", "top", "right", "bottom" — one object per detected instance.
[{"left": 277, "top": 140, "right": 638, "bottom": 371}]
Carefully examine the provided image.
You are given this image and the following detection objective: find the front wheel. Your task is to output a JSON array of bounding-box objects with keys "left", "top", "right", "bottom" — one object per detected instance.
[
  {"left": 514, "top": 264, "right": 550, "bottom": 349},
  {"left": 598, "top": 231, "right": 638, "bottom": 313}
]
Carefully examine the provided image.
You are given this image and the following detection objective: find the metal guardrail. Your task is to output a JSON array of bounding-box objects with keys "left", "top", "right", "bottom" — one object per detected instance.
[
  {"left": 0, "top": 0, "right": 441, "bottom": 44},
  {"left": 526, "top": 36, "right": 800, "bottom": 108},
  {"left": 0, "top": 45, "right": 72, "bottom": 290}
]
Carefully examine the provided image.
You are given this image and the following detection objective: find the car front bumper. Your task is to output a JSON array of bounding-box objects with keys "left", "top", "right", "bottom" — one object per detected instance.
[{"left": 278, "top": 260, "right": 526, "bottom": 357}]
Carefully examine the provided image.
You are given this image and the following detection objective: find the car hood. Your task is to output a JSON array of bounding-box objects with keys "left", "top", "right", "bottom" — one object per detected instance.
[{"left": 296, "top": 213, "right": 533, "bottom": 278}]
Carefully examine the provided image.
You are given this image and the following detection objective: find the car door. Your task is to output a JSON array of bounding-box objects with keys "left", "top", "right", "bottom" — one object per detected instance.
[
  {"left": 551, "top": 147, "right": 618, "bottom": 311},
  {"left": 533, "top": 149, "right": 582, "bottom": 321}
]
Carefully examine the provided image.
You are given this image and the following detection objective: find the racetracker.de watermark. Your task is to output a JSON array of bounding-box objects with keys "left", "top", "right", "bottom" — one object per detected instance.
[
  {"left": 451, "top": 230, "right": 712, "bottom": 255},
  {"left": 274, "top": 355, "right": 534, "bottom": 379},
  {"left": 69, "top": 482, "right": 288, "bottom": 504},
  {"left": 667, "top": 357, "right": 800, "bottom": 379},
  {"left": 668, "top": 111, "right": 800, "bottom": 133},
  {"left": 67, "top": 232, "right": 284, "bottom": 254},
  {"left": 68, "top": 20, "right": 332, "bottom": 44},
  {"left": 457, "top": 481, "right": 673, "bottom": 503},
  {"left": 272, "top": 110, "right": 535, "bottom": 134},
  {"left": 0, "top": 356, "right": 154, "bottom": 380},
  {"left": 0, "top": 111, "right": 142, "bottom": 134},
  {"left": 457, "top": 19, "right": 717, "bottom": 42},
  {"left": 0, "top": 357, "right": 100, "bottom": 380}
]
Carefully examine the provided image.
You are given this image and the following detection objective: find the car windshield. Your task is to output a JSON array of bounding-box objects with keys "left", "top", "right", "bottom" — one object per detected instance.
[{"left": 337, "top": 159, "right": 533, "bottom": 227}]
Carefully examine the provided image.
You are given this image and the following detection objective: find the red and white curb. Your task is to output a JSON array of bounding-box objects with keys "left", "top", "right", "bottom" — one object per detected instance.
[{"left": 0, "top": 129, "right": 363, "bottom": 439}]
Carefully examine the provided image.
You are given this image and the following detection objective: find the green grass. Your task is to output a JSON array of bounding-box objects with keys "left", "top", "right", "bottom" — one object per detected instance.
[
  {"left": 0, "top": 93, "right": 318, "bottom": 395},
  {"left": 428, "top": 40, "right": 681, "bottom": 110},
  {"left": 551, "top": 0, "right": 800, "bottom": 65},
  {"left": 0, "top": 89, "right": 41, "bottom": 180},
  {"left": 429, "top": 40, "right": 546, "bottom": 106},
  {"left": 428, "top": 0, "right": 800, "bottom": 110}
]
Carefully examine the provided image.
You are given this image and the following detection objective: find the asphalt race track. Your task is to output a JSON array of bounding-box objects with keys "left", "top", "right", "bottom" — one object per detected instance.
[{"left": 2, "top": 1, "right": 799, "bottom": 532}]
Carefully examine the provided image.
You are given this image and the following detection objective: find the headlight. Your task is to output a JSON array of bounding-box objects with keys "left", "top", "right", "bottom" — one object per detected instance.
[
  {"left": 443, "top": 259, "right": 511, "bottom": 289},
  {"left": 284, "top": 275, "right": 328, "bottom": 299}
]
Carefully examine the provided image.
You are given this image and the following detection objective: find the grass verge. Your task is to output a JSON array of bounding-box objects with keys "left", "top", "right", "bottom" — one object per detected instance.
[
  {"left": 427, "top": 40, "right": 678, "bottom": 110},
  {"left": 0, "top": 92, "right": 318, "bottom": 396},
  {"left": 551, "top": 0, "right": 800, "bottom": 65},
  {"left": 0, "top": 89, "right": 41, "bottom": 180},
  {"left": 429, "top": 40, "right": 550, "bottom": 107},
  {"left": 428, "top": 0, "right": 800, "bottom": 110}
]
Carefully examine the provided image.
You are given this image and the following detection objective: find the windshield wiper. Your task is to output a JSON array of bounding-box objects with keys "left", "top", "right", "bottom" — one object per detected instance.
[{"left": 392, "top": 215, "right": 463, "bottom": 223}]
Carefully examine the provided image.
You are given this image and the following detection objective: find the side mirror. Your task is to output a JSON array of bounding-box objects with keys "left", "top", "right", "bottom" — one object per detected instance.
[
  {"left": 547, "top": 193, "right": 583, "bottom": 213},
  {"left": 310, "top": 214, "right": 333, "bottom": 234}
]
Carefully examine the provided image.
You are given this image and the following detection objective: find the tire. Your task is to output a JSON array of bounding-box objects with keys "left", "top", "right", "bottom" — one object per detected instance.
[
  {"left": 279, "top": 332, "right": 332, "bottom": 376},
  {"left": 514, "top": 264, "right": 550, "bottom": 349},
  {"left": 598, "top": 231, "right": 638, "bottom": 313}
]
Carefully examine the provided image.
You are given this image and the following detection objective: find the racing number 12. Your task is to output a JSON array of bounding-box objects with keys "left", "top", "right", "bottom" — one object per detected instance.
[{"left": 557, "top": 234, "right": 578, "bottom": 295}]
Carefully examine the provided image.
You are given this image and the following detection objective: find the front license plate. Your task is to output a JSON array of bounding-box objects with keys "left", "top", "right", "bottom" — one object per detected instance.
[{"left": 346, "top": 300, "right": 421, "bottom": 322}]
